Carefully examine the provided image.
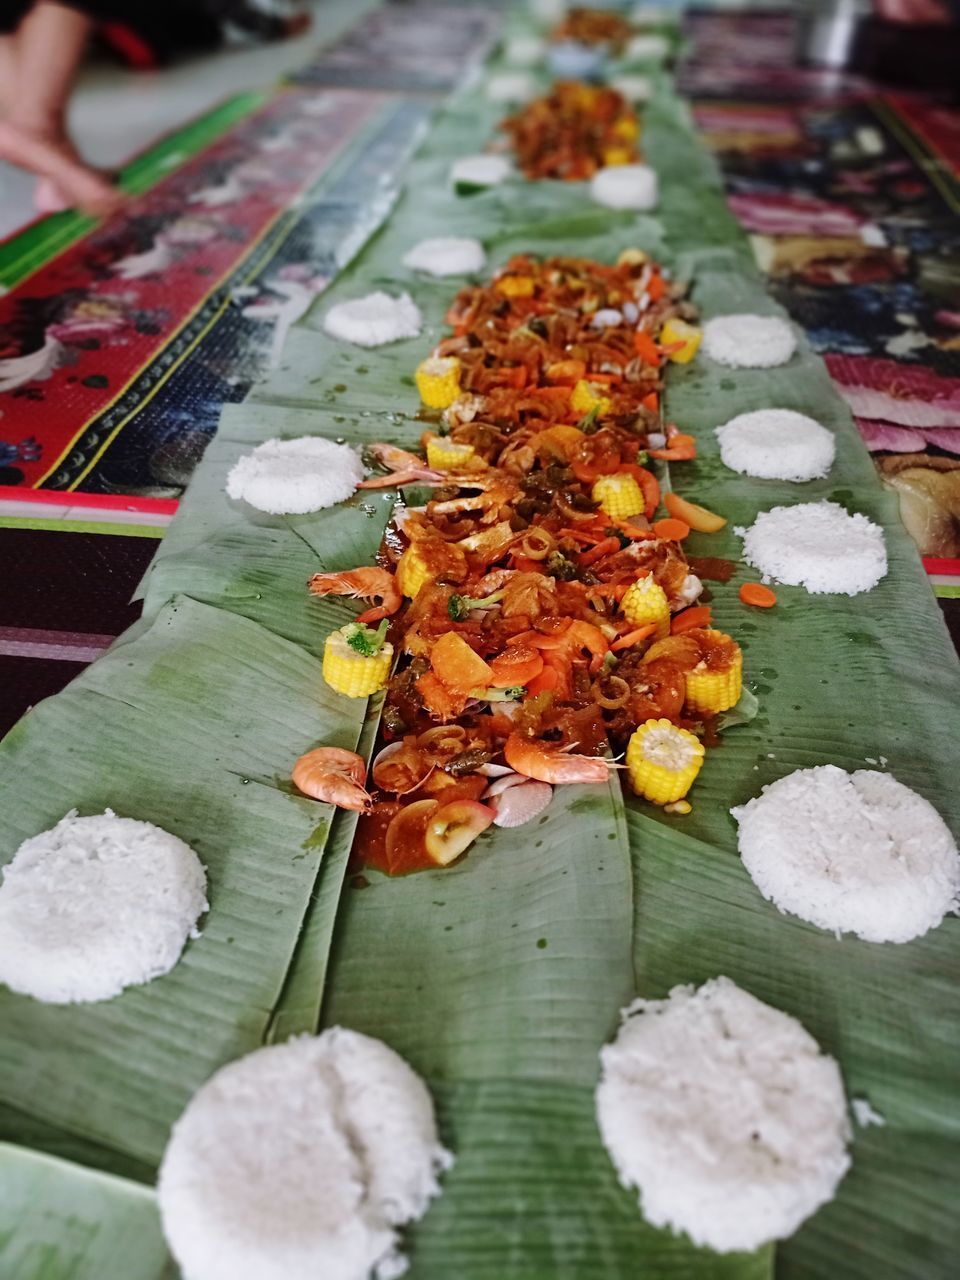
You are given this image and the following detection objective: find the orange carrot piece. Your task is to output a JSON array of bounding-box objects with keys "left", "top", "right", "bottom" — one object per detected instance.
[
  {"left": 488, "top": 645, "right": 545, "bottom": 687},
  {"left": 431, "top": 631, "right": 494, "bottom": 693},
  {"left": 529, "top": 385, "right": 573, "bottom": 402},
  {"left": 633, "top": 331, "right": 661, "bottom": 365},
  {"left": 671, "top": 605, "right": 712, "bottom": 634},
  {"left": 526, "top": 664, "right": 561, "bottom": 697},
  {"left": 664, "top": 491, "right": 726, "bottom": 533},
  {"left": 739, "top": 582, "right": 778, "bottom": 609},
  {"left": 641, "top": 391, "right": 659, "bottom": 413},
  {"left": 580, "top": 536, "right": 622, "bottom": 567},
  {"left": 611, "top": 624, "right": 658, "bottom": 652},
  {"left": 652, "top": 518, "right": 690, "bottom": 541},
  {"left": 647, "top": 273, "right": 666, "bottom": 301}
]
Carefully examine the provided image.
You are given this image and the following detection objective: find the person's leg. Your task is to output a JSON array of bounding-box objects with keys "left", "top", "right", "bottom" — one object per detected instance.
[{"left": 0, "top": 1, "right": 122, "bottom": 216}]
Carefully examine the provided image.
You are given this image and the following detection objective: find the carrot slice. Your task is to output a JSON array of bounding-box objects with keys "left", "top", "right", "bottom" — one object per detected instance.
[
  {"left": 739, "top": 583, "right": 778, "bottom": 609},
  {"left": 526, "top": 664, "right": 561, "bottom": 697},
  {"left": 633, "top": 331, "right": 661, "bottom": 365},
  {"left": 641, "top": 391, "right": 659, "bottom": 413},
  {"left": 652, "top": 517, "right": 690, "bottom": 541},
  {"left": 611, "top": 624, "right": 658, "bottom": 652},
  {"left": 580, "top": 536, "right": 622, "bottom": 567},
  {"left": 646, "top": 273, "right": 666, "bottom": 302},
  {"left": 664, "top": 491, "right": 726, "bottom": 533},
  {"left": 431, "top": 632, "right": 494, "bottom": 693},
  {"left": 488, "top": 646, "right": 545, "bottom": 688},
  {"left": 671, "top": 605, "right": 712, "bottom": 634}
]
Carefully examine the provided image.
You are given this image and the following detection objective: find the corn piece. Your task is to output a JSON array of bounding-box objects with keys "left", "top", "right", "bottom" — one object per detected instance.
[
  {"left": 602, "top": 146, "right": 633, "bottom": 167},
  {"left": 613, "top": 116, "right": 640, "bottom": 142},
  {"left": 684, "top": 633, "right": 743, "bottom": 714},
  {"left": 425, "top": 433, "right": 476, "bottom": 471},
  {"left": 621, "top": 573, "right": 670, "bottom": 636},
  {"left": 660, "top": 318, "right": 702, "bottom": 364},
  {"left": 572, "top": 379, "right": 611, "bottom": 417},
  {"left": 626, "top": 718, "right": 705, "bottom": 804},
  {"left": 593, "top": 473, "right": 646, "bottom": 521},
  {"left": 617, "top": 248, "right": 647, "bottom": 267},
  {"left": 395, "top": 544, "right": 433, "bottom": 600},
  {"left": 496, "top": 274, "right": 535, "bottom": 298},
  {"left": 323, "top": 628, "right": 393, "bottom": 698},
  {"left": 415, "top": 356, "right": 462, "bottom": 410}
]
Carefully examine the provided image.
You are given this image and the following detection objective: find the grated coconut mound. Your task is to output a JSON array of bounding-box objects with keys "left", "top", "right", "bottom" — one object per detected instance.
[
  {"left": 596, "top": 977, "right": 851, "bottom": 1253},
  {"left": 735, "top": 501, "right": 887, "bottom": 595},
  {"left": 732, "top": 766, "right": 960, "bottom": 944},
  {"left": 158, "top": 1029, "right": 452, "bottom": 1280},
  {"left": 0, "top": 810, "right": 207, "bottom": 1004}
]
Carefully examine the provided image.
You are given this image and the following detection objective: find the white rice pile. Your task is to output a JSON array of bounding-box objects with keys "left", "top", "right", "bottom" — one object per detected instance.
[
  {"left": 702, "top": 314, "right": 797, "bottom": 368},
  {"left": 596, "top": 977, "right": 850, "bottom": 1253},
  {"left": 590, "top": 163, "right": 659, "bottom": 211},
  {"left": 158, "top": 1029, "right": 452, "bottom": 1280},
  {"left": 715, "top": 409, "right": 836, "bottom": 482},
  {"left": 486, "top": 72, "right": 537, "bottom": 104},
  {"left": 226, "top": 437, "right": 364, "bottom": 514},
  {"left": 323, "top": 292, "right": 422, "bottom": 348},
  {"left": 610, "top": 74, "right": 653, "bottom": 104},
  {"left": 732, "top": 765, "right": 960, "bottom": 944},
  {"left": 403, "top": 237, "right": 486, "bottom": 277},
  {"left": 736, "top": 501, "right": 887, "bottom": 595},
  {"left": 450, "top": 155, "right": 511, "bottom": 190},
  {"left": 625, "top": 34, "right": 670, "bottom": 61},
  {"left": 503, "top": 35, "right": 544, "bottom": 66},
  {"left": 0, "top": 810, "right": 207, "bottom": 1004}
]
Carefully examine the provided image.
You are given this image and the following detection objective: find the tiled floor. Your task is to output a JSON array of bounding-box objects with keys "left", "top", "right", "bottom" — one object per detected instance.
[{"left": 0, "top": 0, "right": 373, "bottom": 238}]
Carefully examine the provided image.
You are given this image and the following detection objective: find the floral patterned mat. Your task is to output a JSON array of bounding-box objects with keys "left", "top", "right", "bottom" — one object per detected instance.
[{"left": 682, "top": 9, "right": 960, "bottom": 571}]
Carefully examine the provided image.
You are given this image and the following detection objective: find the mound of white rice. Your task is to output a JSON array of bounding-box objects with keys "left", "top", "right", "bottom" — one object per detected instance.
[
  {"left": 590, "top": 163, "right": 659, "bottom": 211},
  {"left": 596, "top": 977, "right": 850, "bottom": 1253},
  {"left": 732, "top": 766, "right": 960, "bottom": 944},
  {"left": 504, "top": 35, "right": 544, "bottom": 67},
  {"left": 716, "top": 409, "right": 836, "bottom": 482},
  {"left": 610, "top": 74, "right": 653, "bottom": 104},
  {"left": 486, "top": 72, "right": 537, "bottom": 104},
  {"left": 736, "top": 501, "right": 887, "bottom": 595},
  {"left": 402, "top": 237, "right": 486, "bottom": 277},
  {"left": 226, "top": 436, "right": 364, "bottom": 514},
  {"left": 323, "top": 293, "right": 422, "bottom": 348},
  {"left": 0, "top": 810, "right": 207, "bottom": 1004},
  {"left": 702, "top": 314, "right": 797, "bottom": 368},
  {"left": 450, "top": 155, "right": 511, "bottom": 190},
  {"left": 158, "top": 1029, "right": 452, "bottom": 1280},
  {"left": 625, "top": 34, "right": 670, "bottom": 62}
]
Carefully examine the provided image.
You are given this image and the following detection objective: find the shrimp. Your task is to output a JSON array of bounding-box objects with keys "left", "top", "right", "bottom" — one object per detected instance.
[
  {"left": 357, "top": 442, "right": 442, "bottom": 489},
  {"left": 504, "top": 732, "right": 617, "bottom": 785},
  {"left": 292, "top": 746, "right": 372, "bottom": 811},
  {"left": 308, "top": 567, "right": 402, "bottom": 624}
]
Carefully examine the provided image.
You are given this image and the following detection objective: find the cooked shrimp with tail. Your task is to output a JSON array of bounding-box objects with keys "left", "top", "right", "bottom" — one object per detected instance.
[
  {"left": 292, "top": 747, "right": 372, "bottom": 810},
  {"left": 504, "top": 733, "right": 619, "bottom": 785},
  {"left": 308, "top": 567, "right": 402, "bottom": 624}
]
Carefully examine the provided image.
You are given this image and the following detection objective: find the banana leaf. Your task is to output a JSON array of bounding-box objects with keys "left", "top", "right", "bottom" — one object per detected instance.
[
  {"left": 0, "top": 1145, "right": 173, "bottom": 1280},
  {"left": 0, "top": 597, "right": 366, "bottom": 1171}
]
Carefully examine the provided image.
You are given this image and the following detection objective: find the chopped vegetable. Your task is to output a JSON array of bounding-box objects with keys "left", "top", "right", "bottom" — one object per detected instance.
[
  {"left": 415, "top": 356, "right": 462, "bottom": 410},
  {"left": 431, "top": 631, "right": 494, "bottom": 693},
  {"left": 592, "top": 473, "right": 646, "bottom": 520},
  {"left": 684, "top": 631, "right": 743, "bottom": 715},
  {"left": 572, "top": 379, "right": 611, "bottom": 417},
  {"left": 739, "top": 582, "right": 778, "bottom": 609},
  {"left": 664, "top": 491, "right": 726, "bottom": 533},
  {"left": 671, "top": 606, "right": 712, "bottom": 634},
  {"left": 447, "top": 590, "right": 504, "bottom": 621},
  {"left": 621, "top": 574, "right": 670, "bottom": 635},
  {"left": 323, "top": 624, "right": 393, "bottom": 698},
  {"left": 425, "top": 434, "right": 477, "bottom": 470},
  {"left": 652, "top": 518, "right": 690, "bottom": 541},
  {"left": 424, "top": 800, "right": 495, "bottom": 865},
  {"left": 626, "top": 718, "right": 705, "bottom": 804},
  {"left": 659, "top": 318, "right": 702, "bottom": 364},
  {"left": 633, "top": 330, "right": 661, "bottom": 366}
]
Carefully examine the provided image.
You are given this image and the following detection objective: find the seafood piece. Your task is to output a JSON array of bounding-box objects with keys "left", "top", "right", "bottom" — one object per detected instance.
[
  {"left": 292, "top": 747, "right": 372, "bottom": 811},
  {"left": 504, "top": 732, "right": 616, "bottom": 785},
  {"left": 308, "top": 567, "right": 402, "bottom": 625},
  {"left": 489, "top": 780, "right": 553, "bottom": 828}
]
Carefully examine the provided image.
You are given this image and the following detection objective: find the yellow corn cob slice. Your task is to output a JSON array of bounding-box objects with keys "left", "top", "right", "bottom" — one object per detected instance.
[
  {"left": 593, "top": 473, "right": 646, "bottom": 521},
  {"left": 323, "top": 628, "right": 393, "bottom": 698},
  {"left": 496, "top": 275, "right": 535, "bottom": 298},
  {"left": 617, "top": 248, "right": 647, "bottom": 268},
  {"left": 626, "top": 718, "right": 705, "bottom": 805},
  {"left": 395, "top": 544, "right": 434, "bottom": 600},
  {"left": 684, "top": 632, "right": 743, "bottom": 714},
  {"left": 602, "top": 146, "right": 633, "bottom": 167},
  {"left": 425, "top": 433, "right": 476, "bottom": 471},
  {"left": 415, "top": 356, "right": 462, "bottom": 410},
  {"left": 621, "top": 573, "right": 670, "bottom": 636},
  {"left": 660, "top": 318, "right": 702, "bottom": 364},
  {"left": 612, "top": 116, "right": 639, "bottom": 142},
  {"left": 572, "top": 379, "right": 611, "bottom": 417}
]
